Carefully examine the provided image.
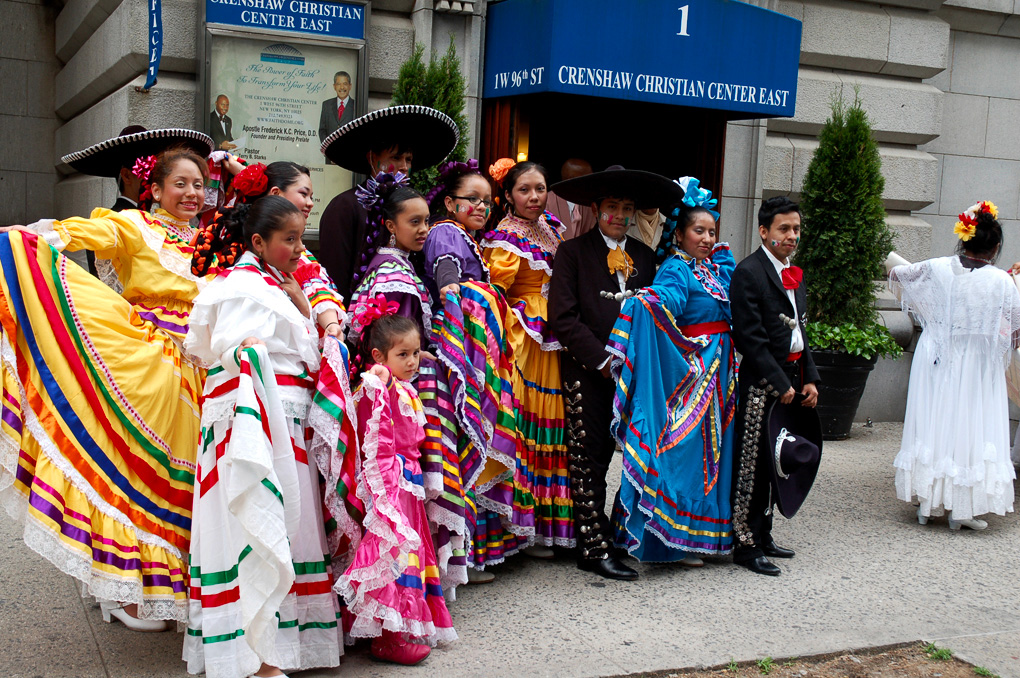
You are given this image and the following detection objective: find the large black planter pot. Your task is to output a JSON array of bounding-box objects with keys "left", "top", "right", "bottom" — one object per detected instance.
[{"left": 812, "top": 350, "right": 878, "bottom": 440}]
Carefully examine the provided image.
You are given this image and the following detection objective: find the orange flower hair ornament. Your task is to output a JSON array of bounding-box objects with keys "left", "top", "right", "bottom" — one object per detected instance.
[
  {"left": 954, "top": 200, "right": 998, "bottom": 242},
  {"left": 488, "top": 158, "right": 516, "bottom": 184}
]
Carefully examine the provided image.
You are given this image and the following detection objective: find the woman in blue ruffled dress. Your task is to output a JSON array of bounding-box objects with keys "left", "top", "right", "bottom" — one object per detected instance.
[{"left": 608, "top": 178, "right": 737, "bottom": 563}]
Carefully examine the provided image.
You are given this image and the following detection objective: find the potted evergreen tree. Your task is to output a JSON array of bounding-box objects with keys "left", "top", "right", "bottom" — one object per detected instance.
[
  {"left": 795, "top": 90, "right": 902, "bottom": 439},
  {"left": 391, "top": 38, "right": 470, "bottom": 194}
]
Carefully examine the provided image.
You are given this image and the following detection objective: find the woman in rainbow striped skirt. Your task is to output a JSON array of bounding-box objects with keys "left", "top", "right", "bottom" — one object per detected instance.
[
  {"left": 481, "top": 160, "right": 575, "bottom": 555},
  {"left": 0, "top": 134, "right": 216, "bottom": 630},
  {"left": 420, "top": 159, "right": 523, "bottom": 588}
]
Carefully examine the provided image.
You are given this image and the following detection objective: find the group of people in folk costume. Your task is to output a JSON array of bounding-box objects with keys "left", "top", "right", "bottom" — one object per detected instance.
[{"left": 0, "top": 104, "right": 1016, "bottom": 678}]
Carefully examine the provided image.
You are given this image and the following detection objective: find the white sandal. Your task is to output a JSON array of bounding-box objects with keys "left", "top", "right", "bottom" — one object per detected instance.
[
  {"left": 98, "top": 600, "right": 169, "bottom": 632},
  {"left": 948, "top": 513, "right": 988, "bottom": 531}
]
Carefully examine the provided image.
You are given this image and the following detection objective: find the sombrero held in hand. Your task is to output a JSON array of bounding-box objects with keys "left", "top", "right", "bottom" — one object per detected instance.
[
  {"left": 320, "top": 105, "right": 459, "bottom": 172},
  {"left": 549, "top": 166, "right": 685, "bottom": 210},
  {"left": 766, "top": 394, "right": 823, "bottom": 519},
  {"left": 61, "top": 127, "right": 214, "bottom": 177}
]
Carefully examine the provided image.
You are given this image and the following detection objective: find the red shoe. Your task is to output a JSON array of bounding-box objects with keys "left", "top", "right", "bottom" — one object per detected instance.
[{"left": 370, "top": 634, "right": 431, "bottom": 666}]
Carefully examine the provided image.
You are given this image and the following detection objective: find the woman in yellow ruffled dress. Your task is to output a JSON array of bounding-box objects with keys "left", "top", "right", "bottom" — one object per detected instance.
[
  {"left": 482, "top": 160, "right": 574, "bottom": 552},
  {"left": 0, "top": 132, "right": 215, "bottom": 629}
]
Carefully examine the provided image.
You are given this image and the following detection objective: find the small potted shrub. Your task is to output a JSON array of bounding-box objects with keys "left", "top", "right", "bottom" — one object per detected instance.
[
  {"left": 391, "top": 37, "right": 470, "bottom": 194},
  {"left": 795, "top": 90, "right": 902, "bottom": 439}
]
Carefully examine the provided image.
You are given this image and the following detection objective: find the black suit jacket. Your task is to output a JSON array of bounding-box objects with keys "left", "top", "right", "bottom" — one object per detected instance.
[
  {"left": 549, "top": 227, "right": 656, "bottom": 371},
  {"left": 730, "top": 247, "right": 820, "bottom": 395},
  {"left": 209, "top": 112, "right": 233, "bottom": 149},
  {"left": 318, "top": 97, "right": 356, "bottom": 143},
  {"left": 317, "top": 185, "right": 367, "bottom": 303},
  {"left": 111, "top": 197, "right": 136, "bottom": 213}
]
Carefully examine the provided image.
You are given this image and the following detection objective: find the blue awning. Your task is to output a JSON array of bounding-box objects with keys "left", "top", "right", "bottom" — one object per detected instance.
[{"left": 483, "top": 0, "right": 802, "bottom": 118}]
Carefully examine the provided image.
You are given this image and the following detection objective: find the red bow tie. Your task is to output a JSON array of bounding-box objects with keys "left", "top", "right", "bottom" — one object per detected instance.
[{"left": 781, "top": 265, "right": 803, "bottom": 290}]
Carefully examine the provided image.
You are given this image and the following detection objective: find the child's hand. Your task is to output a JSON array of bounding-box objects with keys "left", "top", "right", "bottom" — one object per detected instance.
[
  {"left": 441, "top": 283, "right": 461, "bottom": 297},
  {"left": 281, "top": 273, "right": 312, "bottom": 318},
  {"left": 235, "top": 337, "right": 265, "bottom": 362},
  {"left": 368, "top": 364, "right": 389, "bottom": 380}
]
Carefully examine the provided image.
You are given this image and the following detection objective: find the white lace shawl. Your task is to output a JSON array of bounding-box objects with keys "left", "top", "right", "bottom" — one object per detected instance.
[{"left": 890, "top": 256, "right": 1020, "bottom": 364}]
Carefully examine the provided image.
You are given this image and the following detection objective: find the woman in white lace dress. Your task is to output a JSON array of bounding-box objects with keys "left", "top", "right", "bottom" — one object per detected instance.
[{"left": 890, "top": 201, "right": 1020, "bottom": 530}]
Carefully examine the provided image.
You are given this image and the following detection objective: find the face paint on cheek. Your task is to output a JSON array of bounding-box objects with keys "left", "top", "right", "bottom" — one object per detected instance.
[
  {"left": 621, "top": 216, "right": 633, "bottom": 227},
  {"left": 771, "top": 240, "right": 780, "bottom": 247},
  {"left": 602, "top": 212, "right": 617, "bottom": 226},
  {"left": 796, "top": 236, "right": 801, "bottom": 245}
]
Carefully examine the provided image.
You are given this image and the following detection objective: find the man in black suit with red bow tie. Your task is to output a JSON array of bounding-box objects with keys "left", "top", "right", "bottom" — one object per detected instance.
[{"left": 729, "top": 196, "right": 821, "bottom": 576}]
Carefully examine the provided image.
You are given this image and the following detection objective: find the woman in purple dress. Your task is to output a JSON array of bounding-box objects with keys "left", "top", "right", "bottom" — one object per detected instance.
[{"left": 419, "top": 162, "right": 524, "bottom": 588}]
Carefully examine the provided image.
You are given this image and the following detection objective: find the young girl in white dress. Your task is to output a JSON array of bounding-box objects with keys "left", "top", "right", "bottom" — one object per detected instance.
[
  {"left": 183, "top": 195, "right": 342, "bottom": 678},
  {"left": 890, "top": 201, "right": 1020, "bottom": 530}
]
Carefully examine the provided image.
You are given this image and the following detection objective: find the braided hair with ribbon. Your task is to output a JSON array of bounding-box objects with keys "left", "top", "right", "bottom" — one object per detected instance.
[
  {"left": 655, "top": 176, "right": 720, "bottom": 265},
  {"left": 350, "top": 171, "right": 423, "bottom": 290},
  {"left": 190, "top": 195, "right": 301, "bottom": 276},
  {"left": 349, "top": 294, "right": 419, "bottom": 380}
]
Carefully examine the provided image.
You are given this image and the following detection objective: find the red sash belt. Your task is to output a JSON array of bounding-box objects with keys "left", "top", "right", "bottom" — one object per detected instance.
[
  {"left": 786, "top": 351, "right": 803, "bottom": 363},
  {"left": 277, "top": 374, "right": 315, "bottom": 389},
  {"left": 679, "top": 320, "right": 731, "bottom": 336}
]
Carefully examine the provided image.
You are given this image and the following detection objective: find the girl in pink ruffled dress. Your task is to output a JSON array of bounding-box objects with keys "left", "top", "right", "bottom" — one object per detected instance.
[{"left": 337, "top": 299, "right": 456, "bottom": 665}]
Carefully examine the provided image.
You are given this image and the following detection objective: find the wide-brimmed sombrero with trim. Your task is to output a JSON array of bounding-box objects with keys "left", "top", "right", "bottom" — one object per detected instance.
[
  {"left": 765, "top": 393, "right": 823, "bottom": 520},
  {"left": 320, "top": 105, "right": 459, "bottom": 172},
  {"left": 550, "top": 166, "right": 685, "bottom": 210},
  {"left": 61, "top": 127, "right": 214, "bottom": 177}
]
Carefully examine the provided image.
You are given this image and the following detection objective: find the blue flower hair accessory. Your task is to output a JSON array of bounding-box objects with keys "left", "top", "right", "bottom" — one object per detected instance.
[
  {"left": 675, "top": 176, "right": 720, "bottom": 220},
  {"left": 655, "top": 176, "right": 720, "bottom": 264}
]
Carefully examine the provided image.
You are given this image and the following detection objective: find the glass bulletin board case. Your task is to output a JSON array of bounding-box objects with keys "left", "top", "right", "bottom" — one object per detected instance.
[{"left": 201, "top": 0, "right": 369, "bottom": 235}]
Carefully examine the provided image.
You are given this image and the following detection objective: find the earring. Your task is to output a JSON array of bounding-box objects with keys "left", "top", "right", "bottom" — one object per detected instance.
[{"left": 388, "top": 234, "right": 396, "bottom": 247}]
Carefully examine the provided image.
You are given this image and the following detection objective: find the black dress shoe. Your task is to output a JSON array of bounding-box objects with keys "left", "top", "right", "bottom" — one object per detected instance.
[
  {"left": 762, "top": 541, "right": 795, "bottom": 558},
  {"left": 739, "top": 556, "right": 781, "bottom": 576},
  {"left": 578, "top": 556, "right": 639, "bottom": 581}
]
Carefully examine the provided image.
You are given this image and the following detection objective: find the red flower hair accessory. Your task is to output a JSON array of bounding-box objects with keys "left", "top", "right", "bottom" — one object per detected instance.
[
  {"left": 132, "top": 155, "right": 158, "bottom": 182},
  {"left": 232, "top": 163, "right": 269, "bottom": 200},
  {"left": 351, "top": 294, "right": 400, "bottom": 335},
  {"left": 954, "top": 200, "right": 999, "bottom": 242}
]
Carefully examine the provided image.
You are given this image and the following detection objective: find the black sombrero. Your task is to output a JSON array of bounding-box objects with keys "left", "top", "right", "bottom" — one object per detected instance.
[
  {"left": 61, "top": 127, "right": 214, "bottom": 178},
  {"left": 549, "top": 166, "right": 686, "bottom": 211},
  {"left": 765, "top": 394, "right": 823, "bottom": 519},
  {"left": 320, "top": 105, "right": 459, "bottom": 172}
]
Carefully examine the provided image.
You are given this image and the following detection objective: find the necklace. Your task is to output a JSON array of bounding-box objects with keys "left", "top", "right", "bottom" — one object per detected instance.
[{"left": 960, "top": 254, "right": 994, "bottom": 265}]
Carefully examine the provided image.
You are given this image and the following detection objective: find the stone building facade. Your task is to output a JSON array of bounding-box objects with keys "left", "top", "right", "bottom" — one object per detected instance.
[{"left": 1, "top": 0, "right": 1018, "bottom": 420}]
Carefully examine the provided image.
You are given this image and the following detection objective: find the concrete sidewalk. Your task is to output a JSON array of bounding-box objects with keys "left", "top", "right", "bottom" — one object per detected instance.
[{"left": 3, "top": 423, "right": 1018, "bottom": 678}]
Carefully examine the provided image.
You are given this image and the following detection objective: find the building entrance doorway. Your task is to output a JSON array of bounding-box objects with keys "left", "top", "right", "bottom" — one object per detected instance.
[{"left": 482, "top": 93, "right": 728, "bottom": 190}]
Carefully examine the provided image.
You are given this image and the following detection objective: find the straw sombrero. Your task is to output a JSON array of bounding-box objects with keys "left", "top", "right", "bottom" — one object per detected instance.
[
  {"left": 320, "top": 105, "right": 459, "bottom": 172},
  {"left": 61, "top": 127, "right": 214, "bottom": 177},
  {"left": 550, "top": 166, "right": 685, "bottom": 210}
]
